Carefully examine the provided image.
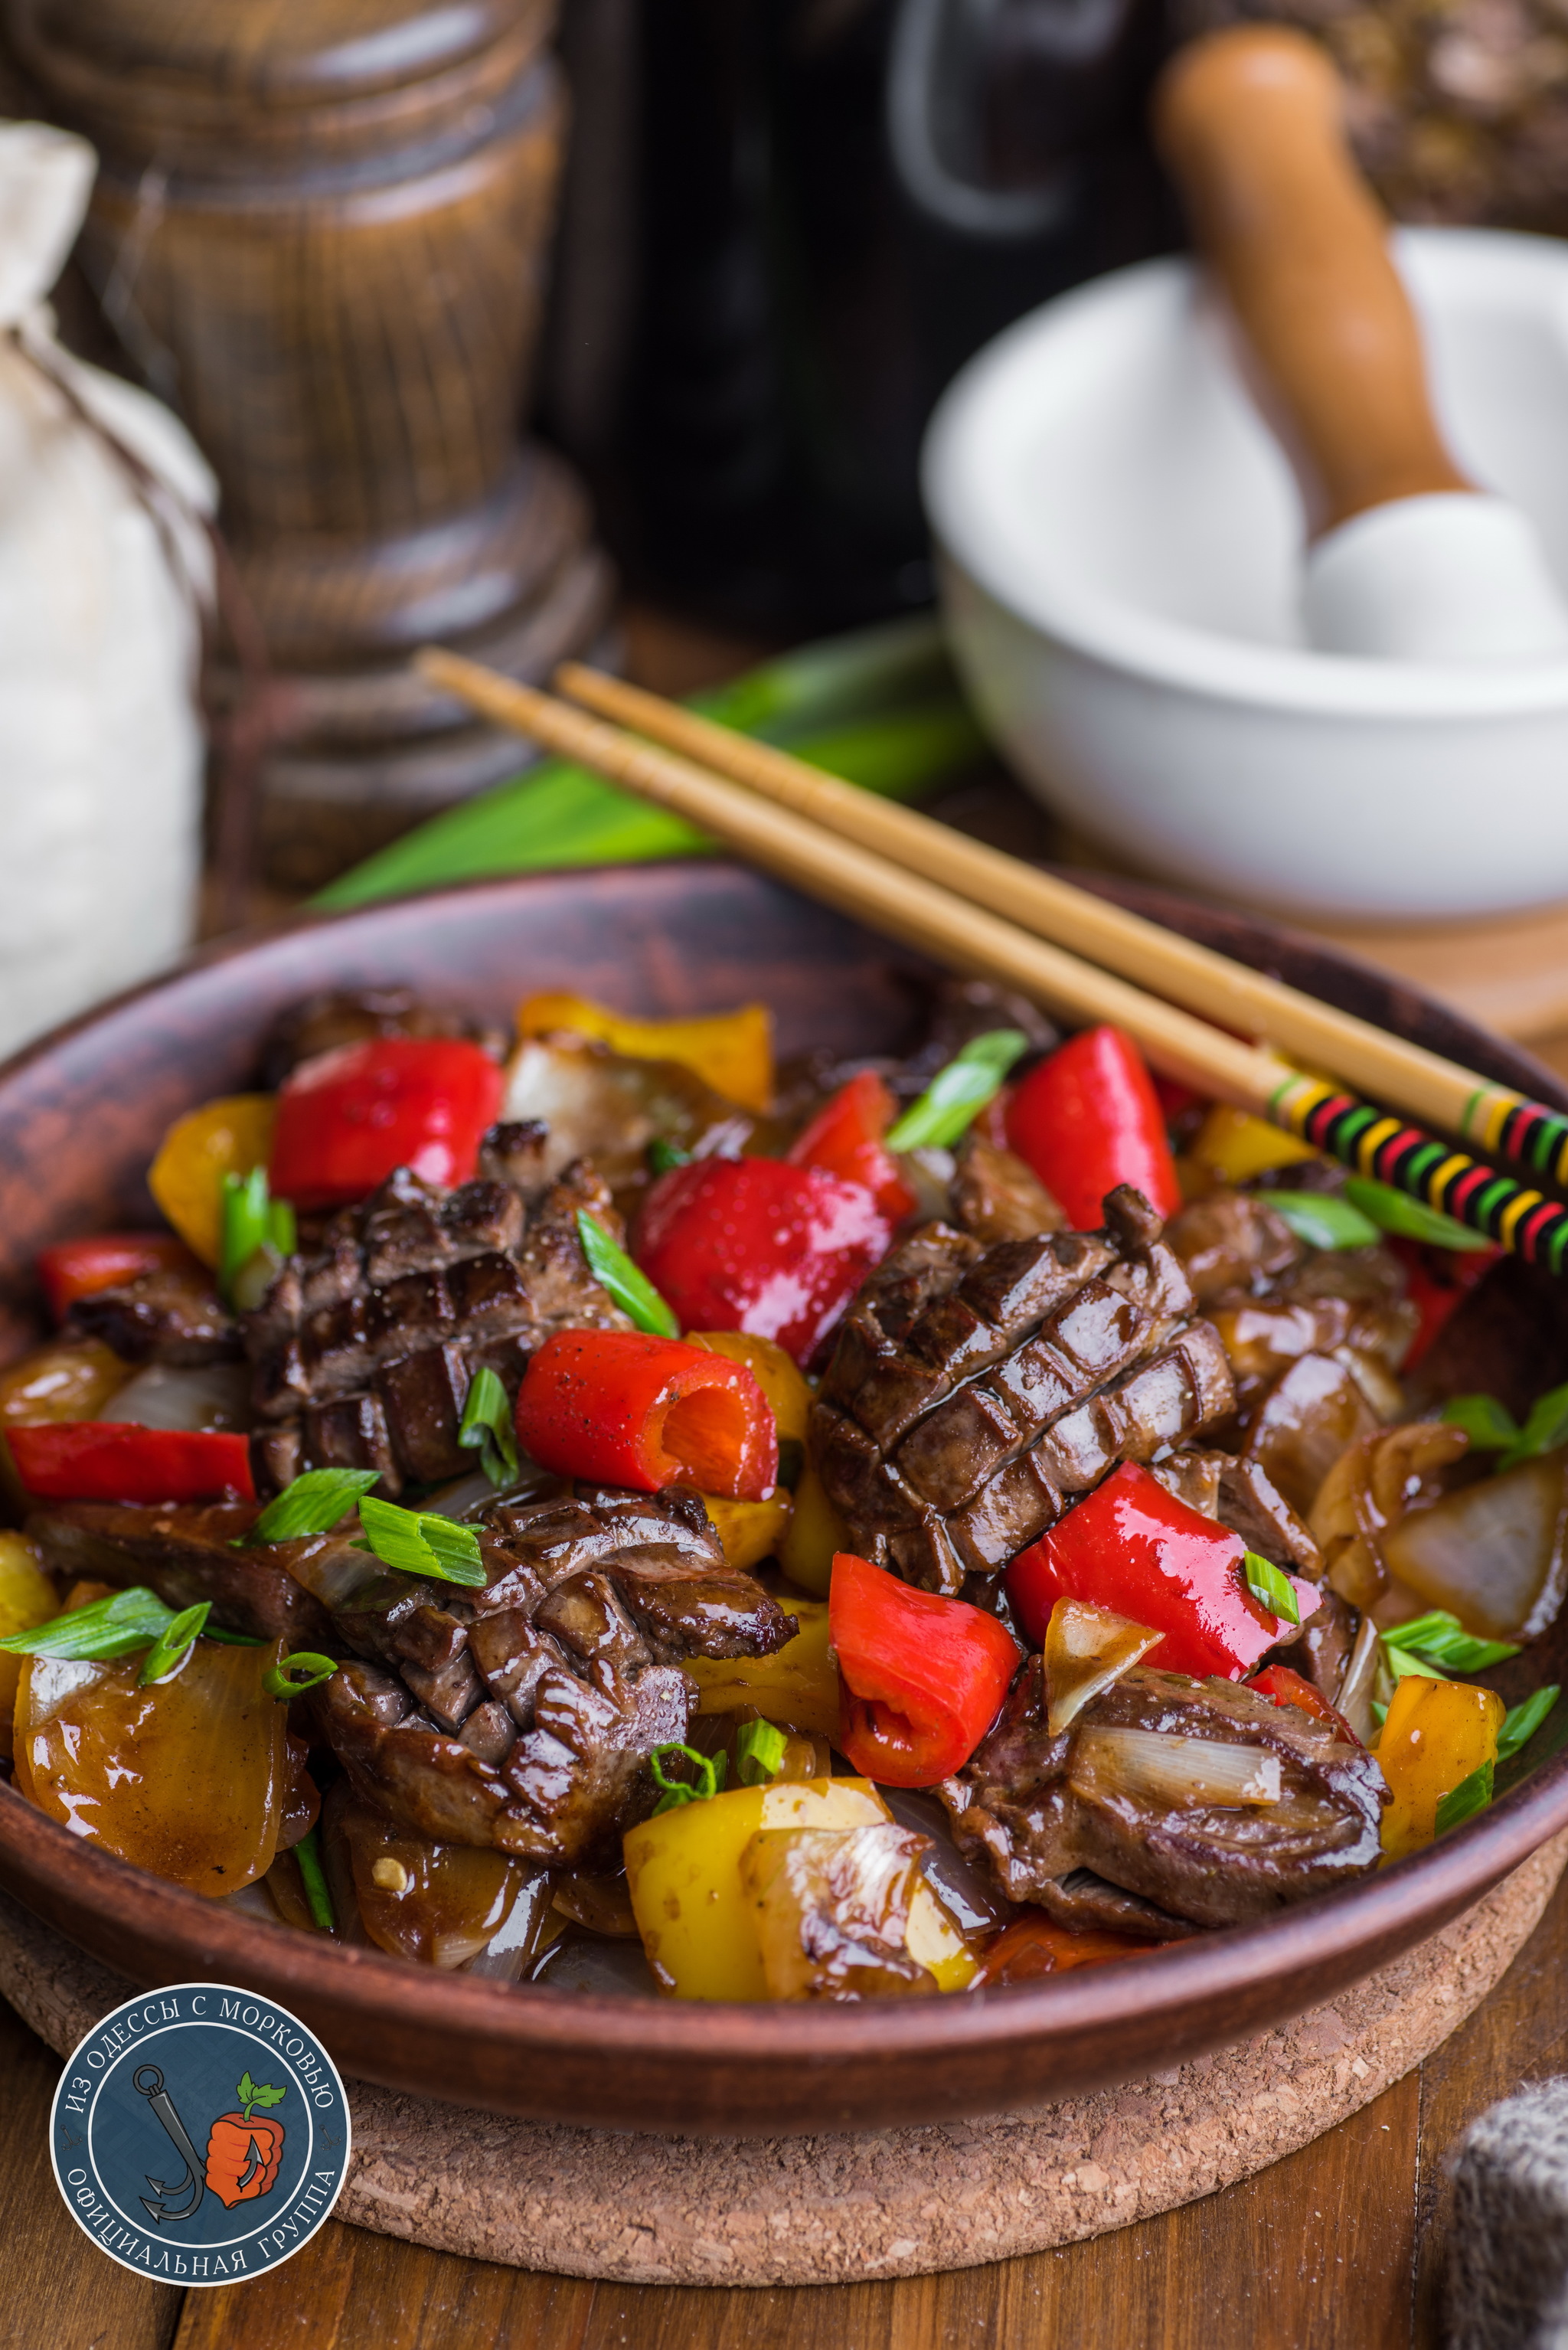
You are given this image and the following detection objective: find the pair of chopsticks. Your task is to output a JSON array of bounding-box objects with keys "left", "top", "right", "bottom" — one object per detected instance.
[{"left": 415, "top": 645, "right": 1568, "bottom": 1272}]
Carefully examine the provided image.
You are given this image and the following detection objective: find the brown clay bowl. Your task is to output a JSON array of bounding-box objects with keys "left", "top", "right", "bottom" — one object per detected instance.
[{"left": 2, "top": 863, "right": 1567, "bottom": 2136}]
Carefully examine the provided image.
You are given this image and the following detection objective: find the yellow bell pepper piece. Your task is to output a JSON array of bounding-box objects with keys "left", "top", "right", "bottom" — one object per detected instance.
[
  {"left": 0, "top": 1531, "right": 57, "bottom": 1760},
  {"left": 1193, "top": 1102, "right": 1321, "bottom": 1185},
  {"left": 907, "top": 1879, "right": 979, "bottom": 1992},
  {"left": 684, "top": 1599, "right": 839, "bottom": 1740},
  {"left": 702, "top": 1489, "right": 793, "bottom": 1572},
  {"left": 1376, "top": 1674, "right": 1506, "bottom": 1860},
  {"left": 625, "top": 1777, "right": 888, "bottom": 1999},
  {"left": 688, "top": 1331, "right": 810, "bottom": 1444},
  {"left": 516, "top": 993, "right": 775, "bottom": 1113},
  {"left": 778, "top": 1464, "right": 850, "bottom": 1598},
  {"left": 149, "top": 1094, "right": 277, "bottom": 1268}
]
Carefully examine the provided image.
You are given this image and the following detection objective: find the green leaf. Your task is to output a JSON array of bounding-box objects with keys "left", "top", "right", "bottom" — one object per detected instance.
[
  {"left": 1341, "top": 1175, "right": 1495, "bottom": 1252},
  {"left": 884, "top": 1031, "right": 1031, "bottom": 1153},
  {"left": 456, "top": 1364, "right": 519, "bottom": 1489},
  {"left": 1498, "top": 1685, "right": 1561, "bottom": 1763},
  {"left": 1500, "top": 1381, "right": 1568, "bottom": 1472},
  {"left": 236, "top": 2073, "right": 256, "bottom": 2108},
  {"left": 138, "top": 1602, "right": 211, "bottom": 1686},
  {"left": 1381, "top": 1610, "right": 1520, "bottom": 1675},
  {"left": 0, "top": 1585, "right": 175, "bottom": 1661},
  {"left": 247, "top": 2081, "right": 286, "bottom": 2110},
  {"left": 247, "top": 1467, "right": 381, "bottom": 1547},
  {"left": 735, "top": 1718, "right": 789, "bottom": 1787},
  {"left": 1263, "top": 1191, "right": 1381, "bottom": 1251},
  {"left": 648, "top": 1742, "right": 727, "bottom": 1813},
  {"left": 1440, "top": 1394, "right": 1522, "bottom": 1452},
  {"left": 648, "top": 1137, "right": 691, "bottom": 1176},
  {"left": 1436, "top": 1759, "right": 1494, "bottom": 1835},
  {"left": 293, "top": 1826, "right": 336, "bottom": 1934},
  {"left": 1241, "top": 1550, "right": 1300, "bottom": 1626},
  {"left": 263, "top": 1651, "right": 338, "bottom": 1701},
  {"left": 354, "top": 1495, "right": 487, "bottom": 1588},
  {"left": 577, "top": 1211, "right": 679, "bottom": 1338}
]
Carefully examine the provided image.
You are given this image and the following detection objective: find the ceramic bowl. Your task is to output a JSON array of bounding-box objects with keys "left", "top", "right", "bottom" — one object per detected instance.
[
  {"left": 2, "top": 865, "right": 1567, "bottom": 2134},
  {"left": 923, "top": 228, "right": 1568, "bottom": 922}
]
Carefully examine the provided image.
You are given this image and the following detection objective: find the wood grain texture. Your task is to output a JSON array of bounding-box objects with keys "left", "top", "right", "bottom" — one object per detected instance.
[{"left": 0, "top": 0, "right": 616, "bottom": 881}]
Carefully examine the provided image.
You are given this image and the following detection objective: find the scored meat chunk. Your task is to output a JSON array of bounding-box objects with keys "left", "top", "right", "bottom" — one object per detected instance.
[
  {"left": 30, "top": 1485, "right": 797, "bottom": 1868},
  {"left": 66, "top": 1267, "right": 239, "bottom": 1366},
  {"left": 812, "top": 1187, "right": 1236, "bottom": 1594},
  {"left": 939, "top": 1657, "right": 1385, "bottom": 1930},
  {"left": 243, "top": 1156, "right": 632, "bottom": 1495}
]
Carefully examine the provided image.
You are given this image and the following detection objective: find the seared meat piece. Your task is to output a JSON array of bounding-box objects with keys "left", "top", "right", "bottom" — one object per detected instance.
[
  {"left": 66, "top": 1267, "right": 239, "bottom": 1366},
  {"left": 950, "top": 1133, "right": 1066, "bottom": 1244},
  {"left": 1289, "top": 1584, "right": 1360, "bottom": 1702},
  {"left": 31, "top": 1485, "right": 796, "bottom": 1866},
  {"left": 27, "top": 1499, "right": 335, "bottom": 1648},
  {"left": 257, "top": 985, "right": 503, "bottom": 1089},
  {"left": 939, "top": 1657, "right": 1385, "bottom": 1930},
  {"left": 1166, "top": 1191, "right": 1304, "bottom": 1306},
  {"left": 814, "top": 1188, "right": 1236, "bottom": 1594},
  {"left": 244, "top": 1159, "right": 631, "bottom": 1495}
]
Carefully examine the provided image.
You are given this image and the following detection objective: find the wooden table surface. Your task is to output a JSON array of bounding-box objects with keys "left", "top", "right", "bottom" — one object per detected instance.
[{"left": 12, "top": 606, "right": 1568, "bottom": 2349}]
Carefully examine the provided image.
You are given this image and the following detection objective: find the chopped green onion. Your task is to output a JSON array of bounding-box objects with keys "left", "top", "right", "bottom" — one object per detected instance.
[
  {"left": 1263, "top": 1191, "right": 1381, "bottom": 1251},
  {"left": 1370, "top": 1698, "right": 1388, "bottom": 1730},
  {"left": 1381, "top": 1610, "right": 1520, "bottom": 1675},
  {"left": 1498, "top": 1685, "right": 1562, "bottom": 1763},
  {"left": 138, "top": 1602, "right": 211, "bottom": 1686},
  {"left": 1435, "top": 1759, "right": 1494, "bottom": 1835},
  {"left": 648, "top": 1138, "right": 691, "bottom": 1175},
  {"left": 735, "top": 1718, "right": 789, "bottom": 1786},
  {"left": 219, "top": 1168, "right": 298, "bottom": 1306},
  {"left": 649, "top": 1741, "right": 728, "bottom": 1813},
  {"left": 1381, "top": 1647, "right": 1449, "bottom": 1685},
  {"left": 457, "top": 1365, "right": 519, "bottom": 1489},
  {"left": 576, "top": 1211, "right": 679, "bottom": 1338},
  {"left": 352, "top": 1495, "right": 486, "bottom": 1587},
  {"left": 884, "top": 1030, "right": 1031, "bottom": 1153},
  {"left": 1440, "top": 1394, "right": 1523, "bottom": 1451},
  {"left": 292, "top": 1826, "right": 335, "bottom": 1933},
  {"left": 263, "top": 1652, "right": 338, "bottom": 1701},
  {"left": 1241, "top": 1549, "right": 1300, "bottom": 1626},
  {"left": 246, "top": 1467, "right": 381, "bottom": 1547},
  {"left": 1499, "top": 1381, "right": 1568, "bottom": 1472},
  {"left": 201, "top": 1626, "right": 265, "bottom": 1646},
  {"left": 1341, "top": 1175, "right": 1495, "bottom": 1252},
  {"left": 0, "top": 1584, "right": 175, "bottom": 1662}
]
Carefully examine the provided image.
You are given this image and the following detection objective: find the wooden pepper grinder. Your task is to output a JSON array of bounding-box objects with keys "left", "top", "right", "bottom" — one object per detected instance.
[{"left": 2, "top": 0, "right": 616, "bottom": 888}]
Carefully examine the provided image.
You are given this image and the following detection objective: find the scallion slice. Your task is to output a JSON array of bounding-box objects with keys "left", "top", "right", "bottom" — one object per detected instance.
[
  {"left": 1380, "top": 1610, "right": 1520, "bottom": 1676},
  {"left": 1242, "top": 1550, "right": 1300, "bottom": 1626},
  {"left": 649, "top": 1741, "right": 727, "bottom": 1813},
  {"left": 1435, "top": 1759, "right": 1494, "bottom": 1835},
  {"left": 0, "top": 1585, "right": 175, "bottom": 1662},
  {"left": 735, "top": 1718, "right": 788, "bottom": 1786},
  {"left": 1498, "top": 1684, "right": 1561, "bottom": 1762},
  {"left": 457, "top": 1365, "right": 519, "bottom": 1489},
  {"left": 292, "top": 1826, "right": 336, "bottom": 1933},
  {"left": 263, "top": 1652, "right": 338, "bottom": 1701},
  {"left": 1263, "top": 1191, "right": 1381, "bottom": 1251},
  {"left": 246, "top": 1467, "right": 381, "bottom": 1547},
  {"left": 352, "top": 1495, "right": 486, "bottom": 1587},
  {"left": 1342, "top": 1175, "right": 1495, "bottom": 1252},
  {"left": 1439, "top": 1394, "right": 1523, "bottom": 1452},
  {"left": 884, "top": 1030, "right": 1031, "bottom": 1153},
  {"left": 137, "top": 1601, "right": 211, "bottom": 1686},
  {"left": 576, "top": 1211, "right": 679, "bottom": 1338}
]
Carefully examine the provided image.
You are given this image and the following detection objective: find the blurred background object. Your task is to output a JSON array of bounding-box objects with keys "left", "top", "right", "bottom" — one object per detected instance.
[{"left": 1, "top": 0, "right": 616, "bottom": 892}]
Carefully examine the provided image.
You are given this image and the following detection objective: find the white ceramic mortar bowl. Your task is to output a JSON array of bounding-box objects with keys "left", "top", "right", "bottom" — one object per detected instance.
[{"left": 922, "top": 229, "right": 1568, "bottom": 920}]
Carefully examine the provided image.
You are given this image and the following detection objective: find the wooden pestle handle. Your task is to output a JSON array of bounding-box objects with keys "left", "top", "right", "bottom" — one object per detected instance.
[{"left": 1153, "top": 27, "right": 1472, "bottom": 535}]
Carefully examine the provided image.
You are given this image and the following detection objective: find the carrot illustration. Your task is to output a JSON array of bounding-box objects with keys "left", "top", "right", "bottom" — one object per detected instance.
[{"left": 203, "top": 2071, "right": 286, "bottom": 2208}]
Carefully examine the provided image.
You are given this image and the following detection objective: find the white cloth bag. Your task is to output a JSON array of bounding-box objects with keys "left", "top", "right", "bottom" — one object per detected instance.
[{"left": 0, "top": 121, "right": 214, "bottom": 1061}]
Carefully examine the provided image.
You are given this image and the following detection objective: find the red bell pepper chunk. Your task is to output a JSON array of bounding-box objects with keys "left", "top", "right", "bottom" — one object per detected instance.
[
  {"left": 1387, "top": 1237, "right": 1501, "bottom": 1371},
  {"left": 1006, "top": 1461, "right": 1318, "bottom": 1681},
  {"left": 829, "top": 1551, "right": 1020, "bottom": 1786},
  {"left": 37, "top": 1233, "right": 198, "bottom": 1322},
  {"left": 269, "top": 1036, "right": 503, "bottom": 1211},
  {"left": 1248, "top": 1662, "right": 1361, "bottom": 1746},
  {"left": 974, "top": 1914, "right": 1169, "bottom": 1986},
  {"left": 513, "top": 1329, "right": 778, "bottom": 1501},
  {"left": 633, "top": 1157, "right": 893, "bottom": 1368},
  {"left": 1006, "top": 1025, "right": 1182, "bottom": 1230},
  {"left": 787, "top": 1071, "right": 916, "bottom": 1224},
  {"left": 7, "top": 1422, "right": 255, "bottom": 1505}
]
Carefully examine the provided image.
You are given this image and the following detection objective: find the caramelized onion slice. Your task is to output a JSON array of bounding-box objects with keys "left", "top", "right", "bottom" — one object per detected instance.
[
  {"left": 740, "top": 1822, "right": 939, "bottom": 2000},
  {"left": 1382, "top": 1449, "right": 1568, "bottom": 1642},
  {"left": 1045, "top": 1598, "right": 1162, "bottom": 1735},
  {"left": 1070, "top": 1727, "right": 1282, "bottom": 1809}
]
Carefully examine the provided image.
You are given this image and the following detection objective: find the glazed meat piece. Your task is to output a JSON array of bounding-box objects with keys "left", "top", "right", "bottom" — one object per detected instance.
[
  {"left": 949, "top": 1132, "right": 1066, "bottom": 1244},
  {"left": 939, "top": 1657, "right": 1385, "bottom": 1930},
  {"left": 66, "top": 1267, "right": 239, "bottom": 1366},
  {"left": 244, "top": 1158, "right": 631, "bottom": 1495},
  {"left": 29, "top": 1485, "right": 798, "bottom": 1868},
  {"left": 257, "top": 985, "right": 504, "bottom": 1089},
  {"left": 1165, "top": 1191, "right": 1304, "bottom": 1307},
  {"left": 813, "top": 1188, "right": 1236, "bottom": 1594}
]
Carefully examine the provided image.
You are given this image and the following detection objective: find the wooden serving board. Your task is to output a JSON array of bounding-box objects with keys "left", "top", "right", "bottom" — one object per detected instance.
[{"left": 3, "top": 1834, "right": 1564, "bottom": 2291}]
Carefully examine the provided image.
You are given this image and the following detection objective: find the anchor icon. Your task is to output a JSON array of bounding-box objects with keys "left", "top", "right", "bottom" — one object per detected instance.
[{"left": 131, "top": 2064, "right": 207, "bottom": 2224}]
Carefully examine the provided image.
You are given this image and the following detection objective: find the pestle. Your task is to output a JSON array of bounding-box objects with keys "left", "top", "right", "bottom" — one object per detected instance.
[{"left": 1153, "top": 27, "right": 1568, "bottom": 662}]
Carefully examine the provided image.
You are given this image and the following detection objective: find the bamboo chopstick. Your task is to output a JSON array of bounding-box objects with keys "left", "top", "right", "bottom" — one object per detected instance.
[
  {"left": 553, "top": 660, "right": 1568, "bottom": 1195},
  {"left": 415, "top": 645, "right": 1568, "bottom": 1270}
]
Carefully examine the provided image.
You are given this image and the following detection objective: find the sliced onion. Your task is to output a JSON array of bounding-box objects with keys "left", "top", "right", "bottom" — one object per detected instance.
[
  {"left": 1045, "top": 1598, "right": 1162, "bottom": 1735},
  {"left": 1332, "top": 1613, "right": 1381, "bottom": 1747},
  {"left": 1383, "top": 1449, "right": 1568, "bottom": 1641},
  {"left": 98, "top": 1361, "right": 253, "bottom": 1433},
  {"left": 1070, "top": 1727, "right": 1282, "bottom": 1809}
]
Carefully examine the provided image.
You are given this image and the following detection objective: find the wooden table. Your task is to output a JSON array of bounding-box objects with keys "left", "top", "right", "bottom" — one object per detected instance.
[{"left": 11, "top": 605, "right": 1568, "bottom": 2349}]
